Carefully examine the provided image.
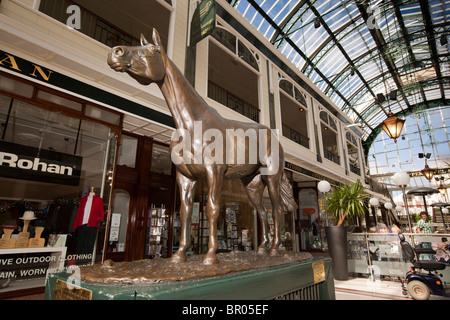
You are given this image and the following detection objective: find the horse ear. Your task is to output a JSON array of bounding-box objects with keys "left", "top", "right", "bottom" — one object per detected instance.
[
  {"left": 140, "top": 34, "right": 150, "bottom": 46},
  {"left": 152, "top": 28, "right": 165, "bottom": 55}
]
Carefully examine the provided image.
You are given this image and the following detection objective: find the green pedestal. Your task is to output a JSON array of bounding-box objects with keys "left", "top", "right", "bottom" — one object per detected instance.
[{"left": 44, "top": 257, "right": 334, "bottom": 300}]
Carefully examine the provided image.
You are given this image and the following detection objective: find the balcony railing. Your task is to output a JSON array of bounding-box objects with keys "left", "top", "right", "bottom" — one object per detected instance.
[
  {"left": 208, "top": 81, "right": 259, "bottom": 123},
  {"left": 349, "top": 162, "right": 361, "bottom": 175},
  {"left": 282, "top": 124, "right": 309, "bottom": 149},
  {"left": 39, "top": 0, "right": 139, "bottom": 47},
  {"left": 323, "top": 148, "right": 340, "bottom": 165}
]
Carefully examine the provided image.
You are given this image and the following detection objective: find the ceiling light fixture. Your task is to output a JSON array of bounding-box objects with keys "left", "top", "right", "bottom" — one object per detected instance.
[
  {"left": 380, "top": 109, "right": 405, "bottom": 143},
  {"left": 420, "top": 158, "right": 435, "bottom": 181}
]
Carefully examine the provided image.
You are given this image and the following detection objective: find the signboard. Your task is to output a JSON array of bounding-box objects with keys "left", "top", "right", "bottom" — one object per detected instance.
[
  {"left": 312, "top": 261, "right": 325, "bottom": 283},
  {"left": 190, "top": 0, "right": 216, "bottom": 47},
  {"left": 409, "top": 167, "right": 449, "bottom": 177},
  {"left": 302, "top": 208, "right": 316, "bottom": 215},
  {"left": 54, "top": 279, "right": 92, "bottom": 300},
  {"left": 0, "top": 141, "right": 82, "bottom": 186}
]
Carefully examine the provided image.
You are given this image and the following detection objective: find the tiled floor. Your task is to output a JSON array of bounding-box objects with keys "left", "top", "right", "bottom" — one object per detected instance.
[
  {"left": 334, "top": 277, "right": 410, "bottom": 300},
  {"left": 334, "top": 276, "right": 450, "bottom": 300}
]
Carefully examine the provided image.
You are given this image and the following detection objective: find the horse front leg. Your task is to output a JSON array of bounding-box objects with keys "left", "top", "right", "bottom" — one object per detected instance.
[
  {"left": 171, "top": 171, "right": 197, "bottom": 263},
  {"left": 202, "top": 165, "right": 225, "bottom": 265}
]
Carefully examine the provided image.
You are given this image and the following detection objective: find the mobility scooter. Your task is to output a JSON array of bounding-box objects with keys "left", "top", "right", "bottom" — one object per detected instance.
[{"left": 398, "top": 233, "right": 450, "bottom": 300}]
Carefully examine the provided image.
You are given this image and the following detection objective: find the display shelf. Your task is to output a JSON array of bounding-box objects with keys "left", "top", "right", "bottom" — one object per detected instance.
[{"left": 145, "top": 206, "right": 169, "bottom": 258}]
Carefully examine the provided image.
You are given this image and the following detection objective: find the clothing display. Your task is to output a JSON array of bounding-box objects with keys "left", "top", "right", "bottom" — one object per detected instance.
[
  {"left": 72, "top": 191, "right": 105, "bottom": 256},
  {"left": 73, "top": 193, "right": 105, "bottom": 229}
]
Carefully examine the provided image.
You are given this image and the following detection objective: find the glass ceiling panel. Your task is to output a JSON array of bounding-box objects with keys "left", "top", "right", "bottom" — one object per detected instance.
[{"left": 229, "top": 0, "right": 449, "bottom": 191}]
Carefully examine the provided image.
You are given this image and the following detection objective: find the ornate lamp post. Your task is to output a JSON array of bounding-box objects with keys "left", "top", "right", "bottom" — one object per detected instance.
[
  {"left": 384, "top": 202, "right": 393, "bottom": 226},
  {"left": 369, "top": 197, "right": 379, "bottom": 230},
  {"left": 392, "top": 171, "right": 413, "bottom": 233}
]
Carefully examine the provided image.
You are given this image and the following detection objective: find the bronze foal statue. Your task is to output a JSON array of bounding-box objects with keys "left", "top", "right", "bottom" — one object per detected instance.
[{"left": 108, "top": 29, "right": 297, "bottom": 265}]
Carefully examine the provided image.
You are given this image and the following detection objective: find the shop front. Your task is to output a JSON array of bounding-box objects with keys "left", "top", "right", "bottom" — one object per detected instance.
[{"left": 0, "top": 70, "right": 121, "bottom": 297}]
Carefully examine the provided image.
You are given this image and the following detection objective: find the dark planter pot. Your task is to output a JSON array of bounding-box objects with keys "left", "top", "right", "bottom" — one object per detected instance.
[{"left": 325, "top": 225, "right": 348, "bottom": 281}]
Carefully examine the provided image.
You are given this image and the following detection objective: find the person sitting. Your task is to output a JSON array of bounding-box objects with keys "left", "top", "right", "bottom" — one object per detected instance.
[{"left": 432, "top": 237, "right": 450, "bottom": 264}]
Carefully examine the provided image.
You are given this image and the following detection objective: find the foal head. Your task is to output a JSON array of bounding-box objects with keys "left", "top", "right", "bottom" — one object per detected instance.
[{"left": 108, "top": 28, "right": 166, "bottom": 85}]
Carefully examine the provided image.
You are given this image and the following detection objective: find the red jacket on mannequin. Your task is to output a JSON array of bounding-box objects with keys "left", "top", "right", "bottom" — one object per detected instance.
[{"left": 73, "top": 194, "right": 105, "bottom": 229}]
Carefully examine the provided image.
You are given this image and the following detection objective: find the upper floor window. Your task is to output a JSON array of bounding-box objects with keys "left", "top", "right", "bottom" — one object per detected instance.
[
  {"left": 279, "top": 77, "right": 309, "bottom": 149},
  {"left": 320, "top": 110, "right": 340, "bottom": 165},
  {"left": 208, "top": 25, "right": 260, "bottom": 122},
  {"left": 346, "top": 131, "right": 360, "bottom": 175},
  {"left": 39, "top": 0, "right": 172, "bottom": 49}
]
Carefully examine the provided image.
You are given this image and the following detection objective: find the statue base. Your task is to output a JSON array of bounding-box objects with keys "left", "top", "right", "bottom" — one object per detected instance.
[{"left": 44, "top": 251, "right": 334, "bottom": 300}]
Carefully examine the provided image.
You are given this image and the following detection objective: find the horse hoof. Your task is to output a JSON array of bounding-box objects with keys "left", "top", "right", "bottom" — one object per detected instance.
[
  {"left": 257, "top": 247, "right": 268, "bottom": 255},
  {"left": 269, "top": 248, "right": 279, "bottom": 256},
  {"left": 171, "top": 252, "right": 186, "bottom": 263},
  {"left": 202, "top": 254, "right": 219, "bottom": 265}
]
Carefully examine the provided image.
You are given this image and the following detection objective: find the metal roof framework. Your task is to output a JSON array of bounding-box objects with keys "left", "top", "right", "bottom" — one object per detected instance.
[{"left": 227, "top": 0, "right": 450, "bottom": 152}]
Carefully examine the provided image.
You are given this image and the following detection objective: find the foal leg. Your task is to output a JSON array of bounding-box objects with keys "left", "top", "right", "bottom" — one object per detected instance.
[
  {"left": 202, "top": 165, "right": 225, "bottom": 265},
  {"left": 171, "top": 171, "right": 197, "bottom": 263},
  {"left": 242, "top": 174, "right": 269, "bottom": 254}
]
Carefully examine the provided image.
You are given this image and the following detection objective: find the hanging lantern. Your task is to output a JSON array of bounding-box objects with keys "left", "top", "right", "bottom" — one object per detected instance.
[
  {"left": 381, "top": 111, "right": 405, "bottom": 143},
  {"left": 438, "top": 182, "right": 447, "bottom": 196},
  {"left": 421, "top": 160, "right": 435, "bottom": 181}
]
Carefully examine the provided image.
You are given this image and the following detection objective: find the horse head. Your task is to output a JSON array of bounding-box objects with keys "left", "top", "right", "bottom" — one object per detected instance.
[{"left": 108, "top": 28, "right": 166, "bottom": 85}]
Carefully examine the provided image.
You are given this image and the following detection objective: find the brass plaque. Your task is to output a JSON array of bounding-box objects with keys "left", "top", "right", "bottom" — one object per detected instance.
[
  {"left": 54, "top": 279, "right": 92, "bottom": 300},
  {"left": 312, "top": 261, "right": 325, "bottom": 283}
]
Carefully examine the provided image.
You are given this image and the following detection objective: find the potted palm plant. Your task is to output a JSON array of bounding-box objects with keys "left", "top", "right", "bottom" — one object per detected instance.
[{"left": 322, "top": 179, "right": 368, "bottom": 280}]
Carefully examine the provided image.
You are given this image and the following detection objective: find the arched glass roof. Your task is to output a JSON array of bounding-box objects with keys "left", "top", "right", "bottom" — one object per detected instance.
[{"left": 227, "top": 0, "right": 450, "bottom": 148}]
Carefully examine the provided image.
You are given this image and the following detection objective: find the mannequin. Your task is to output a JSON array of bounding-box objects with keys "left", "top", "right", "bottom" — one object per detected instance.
[{"left": 73, "top": 187, "right": 105, "bottom": 255}]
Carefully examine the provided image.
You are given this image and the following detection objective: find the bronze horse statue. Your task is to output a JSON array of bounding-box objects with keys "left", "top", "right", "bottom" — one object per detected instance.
[{"left": 108, "top": 29, "right": 297, "bottom": 265}]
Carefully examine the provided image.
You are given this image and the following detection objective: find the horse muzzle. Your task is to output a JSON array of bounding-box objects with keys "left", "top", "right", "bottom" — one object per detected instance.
[{"left": 108, "top": 46, "right": 131, "bottom": 72}]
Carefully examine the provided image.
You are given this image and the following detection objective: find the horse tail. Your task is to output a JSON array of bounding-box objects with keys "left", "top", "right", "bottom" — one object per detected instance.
[{"left": 280, "top": 171, "right": 298, "bottom": 213}]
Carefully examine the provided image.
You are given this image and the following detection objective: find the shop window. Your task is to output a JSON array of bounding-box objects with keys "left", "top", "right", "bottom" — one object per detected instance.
[
  {"left": 117, "top": 134, "right": 138, "bottom": 168},
  {"left": 320, "top": 111, "right": 340, "bottom": 165},
  {"left": 150, "top": 144, "right": 172, "bottom": 175},
  {"left": 208, "top": 27, "right": 260, "bottom": 122},
  {"left": 0, "top": 76, "right": 33, "bottom": 98},
  {"left": 279, "top": 78, "right": 309, "bottom": 149},
  {"left": 0, "top": 92, "right": 117, "bottom": 291},
  {"left": 37, "top": 90, "right": 82, "bottom": 112},
  {"left": 85, "top": 105, "right": 121, "bottom": 126},
  {"left": 346, "top": 131, "right": 361, "bottom": 175}
]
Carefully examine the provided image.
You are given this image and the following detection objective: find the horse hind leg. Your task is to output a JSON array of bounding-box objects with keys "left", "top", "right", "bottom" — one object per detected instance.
[
  {"left": 264, "top": 173, "right": 283, "bottom": 256},
  {"left": 242, "top": 174, "right": 269, "bottom": 254}
]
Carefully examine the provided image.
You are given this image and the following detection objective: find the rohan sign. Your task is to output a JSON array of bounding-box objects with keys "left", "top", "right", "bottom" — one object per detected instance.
[{"left": 0, "top": 141, "right": 82, "bottom": 186}]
